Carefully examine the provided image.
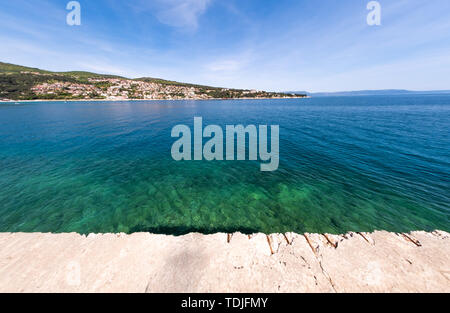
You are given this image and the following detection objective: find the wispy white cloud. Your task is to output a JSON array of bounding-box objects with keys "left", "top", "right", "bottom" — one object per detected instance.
[
  {"left": 207, "top": 60, "right": 242, "bottom": 72},
  {"left": 155, "top": 0, "right": 212, "bottom": 30},
  {"left": 127, "top": 0, "right": 212, "bottom": 30},
  {"left": 73, "top": 62, "right": 127, "bottom": 76}
]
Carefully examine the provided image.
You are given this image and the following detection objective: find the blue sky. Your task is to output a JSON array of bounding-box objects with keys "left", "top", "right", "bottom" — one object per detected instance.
[{"left": 0, "top": 0, "right": 449, "bottom": 92}]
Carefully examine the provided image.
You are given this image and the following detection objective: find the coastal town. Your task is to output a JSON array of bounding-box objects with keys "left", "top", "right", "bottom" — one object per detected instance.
[
  {"left": 0, "top": 63, "right": 306, "bottom": 101},
  {"left": 30, "top": 76, "right": 235, "bottom": 101}
]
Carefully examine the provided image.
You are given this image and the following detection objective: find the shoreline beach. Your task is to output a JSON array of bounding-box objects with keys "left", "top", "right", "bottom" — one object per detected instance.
[{"left": 0, "top": 230, "right": 448, "bottom": 293}]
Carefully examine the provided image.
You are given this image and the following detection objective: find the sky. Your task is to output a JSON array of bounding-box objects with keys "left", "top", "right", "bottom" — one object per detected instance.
[{"left": 0, "top": 0, "right": 449, "bottom": 92}]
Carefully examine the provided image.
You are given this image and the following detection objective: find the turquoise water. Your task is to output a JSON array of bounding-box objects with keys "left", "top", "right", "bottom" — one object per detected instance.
[{"left": 0, "top": 96, "right": 449, "bottom": 234}]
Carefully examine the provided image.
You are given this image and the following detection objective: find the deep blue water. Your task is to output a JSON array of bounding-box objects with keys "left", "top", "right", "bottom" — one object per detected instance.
[{"left": 0, "top": 95, "right": 448, "bottom": 234}]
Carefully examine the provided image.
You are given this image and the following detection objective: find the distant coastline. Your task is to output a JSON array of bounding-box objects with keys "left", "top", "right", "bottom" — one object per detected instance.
[{"left": 286, "top": 89, "right": 450, "bottom": 97}]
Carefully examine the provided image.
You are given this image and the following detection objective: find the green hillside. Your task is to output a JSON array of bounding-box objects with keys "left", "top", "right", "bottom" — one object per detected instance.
[{"left": 0, "top": 62, "right": 50, "bottom": 74}]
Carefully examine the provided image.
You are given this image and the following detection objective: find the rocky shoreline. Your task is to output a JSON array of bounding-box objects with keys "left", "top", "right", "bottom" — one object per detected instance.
[{"left": 0, "top": 230, "right": 448, "bottom": 293}]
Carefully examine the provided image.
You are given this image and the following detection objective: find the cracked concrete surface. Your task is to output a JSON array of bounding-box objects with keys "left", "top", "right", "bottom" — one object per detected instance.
[{"left": 0, "top": 231, "right": 448, "bottom": 293}]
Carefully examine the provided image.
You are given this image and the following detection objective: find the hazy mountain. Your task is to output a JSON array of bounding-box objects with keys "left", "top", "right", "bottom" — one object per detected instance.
[{"left": 286, "top": 89, "right": 450, "bottom": 97}]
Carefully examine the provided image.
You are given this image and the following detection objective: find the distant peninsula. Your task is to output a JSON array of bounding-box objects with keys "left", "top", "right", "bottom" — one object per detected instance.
[
  {"left": 287, "top": 89, "right": 450, "bottom": 97},
  {"left": 0, "top": 62, "right": 306, "bottom": 101}
]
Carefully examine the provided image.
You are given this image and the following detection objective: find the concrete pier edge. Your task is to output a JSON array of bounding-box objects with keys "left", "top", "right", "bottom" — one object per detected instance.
[{"left": 0, "top": 230, "right": 448, "bottom": 292}]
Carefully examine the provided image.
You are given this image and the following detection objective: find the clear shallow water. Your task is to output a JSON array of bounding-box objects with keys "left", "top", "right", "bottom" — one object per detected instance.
[{"left": 0, "top": 96, "right": 449, "bottom": 234}]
